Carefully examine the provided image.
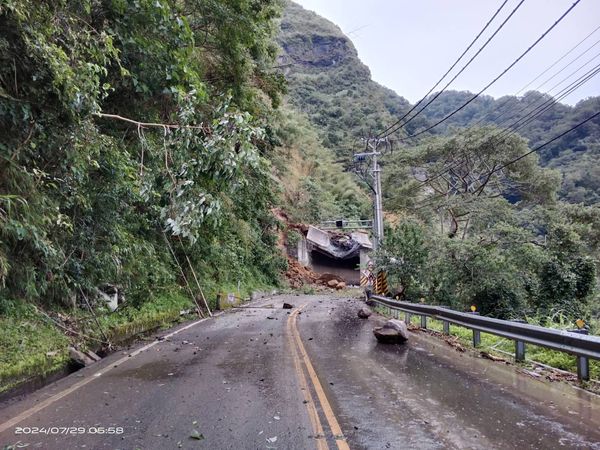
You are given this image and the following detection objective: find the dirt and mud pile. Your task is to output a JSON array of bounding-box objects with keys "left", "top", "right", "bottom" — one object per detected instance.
[{"left": 285, "top": 256, "right": 319, "bottom": 288}]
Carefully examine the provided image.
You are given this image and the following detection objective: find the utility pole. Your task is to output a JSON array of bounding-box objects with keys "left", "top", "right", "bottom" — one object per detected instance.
[
  {"left": 353, "top": 137, "right": 389, "bottom": 250},
  {"left": 372, "top": 149, "right": 384, "bottom": 250}
]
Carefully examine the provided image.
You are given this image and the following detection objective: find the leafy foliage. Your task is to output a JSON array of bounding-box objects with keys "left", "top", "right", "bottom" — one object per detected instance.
[
  {"left": 0, "top": 0, "right": 287, "bottom": 308},
  {"left": 378, "top": 132, "right": 598, "bottom": 319}
]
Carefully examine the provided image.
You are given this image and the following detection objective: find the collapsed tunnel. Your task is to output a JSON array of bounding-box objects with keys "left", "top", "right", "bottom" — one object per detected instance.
[
  {"left": 297, "top": 225, "right": 372, "bottom": 285},
  {"left": 309, "top": 250, "right": 361, "bottom": 285}
]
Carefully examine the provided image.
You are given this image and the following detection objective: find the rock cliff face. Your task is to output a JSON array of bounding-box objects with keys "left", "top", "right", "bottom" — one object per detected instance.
[
  {"left": 278, "top": 2, "right": 600, "bottom": 204},
  {"left": 277, "top": 2, "right": 412, "bottom": 155}
]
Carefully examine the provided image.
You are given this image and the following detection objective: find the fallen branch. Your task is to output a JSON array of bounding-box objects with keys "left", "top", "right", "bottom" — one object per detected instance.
[
  {"left": 32, "top": 305, "right": 109, "bottom": 346},
  {"left": 94, "top": 112, "right": 207, "bottom": 130}
]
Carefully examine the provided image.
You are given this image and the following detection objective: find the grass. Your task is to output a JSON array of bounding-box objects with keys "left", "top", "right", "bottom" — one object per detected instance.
[
  {"left": 374, "top": 306, "right": 600, "bottom": 381},
  {"left": 0, "top": 277, "right": 278, "bottom": 395},
  {"left": 0, "top": 302, "right": 70, "bottom": 393}
]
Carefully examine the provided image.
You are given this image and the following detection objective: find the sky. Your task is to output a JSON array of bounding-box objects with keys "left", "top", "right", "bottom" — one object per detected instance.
[{"left": 293, "top": 0, "right": 600, "bottom": 106}]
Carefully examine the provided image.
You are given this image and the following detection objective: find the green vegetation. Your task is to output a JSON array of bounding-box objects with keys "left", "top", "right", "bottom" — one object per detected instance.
[
  {"left": 412, "top": 91, "right": 600, "bottom": 205},
  {"left": 377, "top": 127, "right": 598, "bottom": 322},
  {"left": 0, "top": 301, "right": 70, "bottom": 392},
  {"left": 0, "top": 0, "right": 296, "bottom": 391}
]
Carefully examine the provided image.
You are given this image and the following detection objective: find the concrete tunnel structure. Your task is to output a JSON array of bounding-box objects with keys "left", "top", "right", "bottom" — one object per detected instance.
[{"left": 296, "top": 225, "right": 372, "bottom": 285}]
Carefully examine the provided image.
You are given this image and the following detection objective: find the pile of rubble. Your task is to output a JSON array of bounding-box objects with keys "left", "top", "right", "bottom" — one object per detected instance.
[
  {"left": 315, "top": 273, "right": 346, "bottom": 290},
  {"left": 285, "top": 256, "right": 319, "bottom": 288},
  {"left": 284, "top": 257, "right": 348, "bottom": 290}
]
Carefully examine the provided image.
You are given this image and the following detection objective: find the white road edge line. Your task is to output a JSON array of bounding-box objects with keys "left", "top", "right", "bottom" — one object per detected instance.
[{"left": 0, "top": 312, "right": 224, "bottom": 434}]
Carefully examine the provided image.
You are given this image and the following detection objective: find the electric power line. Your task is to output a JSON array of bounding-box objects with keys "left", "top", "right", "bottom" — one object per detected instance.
[
  {"left": 471, "top": 31, "right": 600, "bottom": 129},
  {"left": 406, "top": 108, "right": 600, "bottom": 202},
  {"left": 375, "top": 0, "right": 513, "bottom": 138},
  {"left": 382, "top": 0, "right": 583, "bottom": 141},
  {"left": 491, "top": 63, "right": 600, "bottom": 142}
]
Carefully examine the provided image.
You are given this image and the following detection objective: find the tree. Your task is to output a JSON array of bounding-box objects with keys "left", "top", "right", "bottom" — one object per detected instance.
[{"left": 386, "top": 127, "right": 560, "bottom": 239}]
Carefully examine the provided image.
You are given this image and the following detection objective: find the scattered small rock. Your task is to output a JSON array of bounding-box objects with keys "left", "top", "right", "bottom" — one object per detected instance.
[
  {"left": 282, "top": 303, "right": 294, "bottom": 309},
  {"left": 357, "top": 307, "right": 372, "bottom": 319},
  {"left": 189, "top": 429, "right": 204, "bottom": 440}
]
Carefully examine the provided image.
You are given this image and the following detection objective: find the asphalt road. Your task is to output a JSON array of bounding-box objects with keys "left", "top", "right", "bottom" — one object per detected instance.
[{"left": 1, "top": 292, "right": 599, "bottom": 450}]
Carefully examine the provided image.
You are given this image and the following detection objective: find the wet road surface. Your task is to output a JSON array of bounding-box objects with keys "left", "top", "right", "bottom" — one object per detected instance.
[{"left": 1, "top": 292, "right": 599, "bottom": 449}]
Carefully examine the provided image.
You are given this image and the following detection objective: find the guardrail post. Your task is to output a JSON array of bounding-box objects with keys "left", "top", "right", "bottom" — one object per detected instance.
[
  {"left": 405, "top": 312, "right": 411, "bottom": 325},
  {"left": 393, "top": 309, "right": 399, "bottom": 319},
  {"left": 420, "top": 315, "right": 427, "bottom": 329},
  {"left": 472, "top": 329, "right": 481, "bottom": 348},
  {"left": 442, "top": 321, "right": 450, "bottom": 335},
  {"left": 577, "top": 356, "right": 590, "bottom": 381},
  {"left": 569, "top": 328, "right": 590, "bottom": 381},
  {"left": 515, "top": 340, "right": 526, "bottom": 362}
]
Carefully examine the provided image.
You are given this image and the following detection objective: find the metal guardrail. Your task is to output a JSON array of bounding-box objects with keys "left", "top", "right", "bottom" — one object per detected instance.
[
  {"left": 369, "top": 294, "right": 600, "bottom": 381},
  {"left": 319, "top": 219, "right": 373, "bottom": 230}
]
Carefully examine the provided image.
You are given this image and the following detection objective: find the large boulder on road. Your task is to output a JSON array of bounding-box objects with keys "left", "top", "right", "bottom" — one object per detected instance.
[
  {"left": 357, "top": 307, "right": 372, "bottom": 319},
  {"left": 373, "top": 319, "right": 409, "bottom": 344}
]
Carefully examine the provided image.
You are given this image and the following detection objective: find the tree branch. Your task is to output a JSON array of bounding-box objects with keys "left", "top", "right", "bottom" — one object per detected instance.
[{"left": 94, "top": 112, "right": 208, "bottom": 131}]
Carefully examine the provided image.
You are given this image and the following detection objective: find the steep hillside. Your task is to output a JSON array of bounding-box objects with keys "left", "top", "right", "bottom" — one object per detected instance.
[
  {"left": 416, "top": 91, "right": 600, "bottom": 204},
  {"left": 278, "top": 2, "right": 600, "bottom": 205},
  {"left": 278, "top": 1, "right": 414, "bottom": 159}
]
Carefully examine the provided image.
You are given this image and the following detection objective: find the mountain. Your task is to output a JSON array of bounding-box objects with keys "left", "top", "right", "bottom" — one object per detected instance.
[
  {"left": 278, "top": 2, "right": 600, "bottom": 205},
  {"left": 416, "top": 91, "right": 600, "bottom": 204},
  {"left": 277, "top": 1, "right": 414, "bottom": 159}
]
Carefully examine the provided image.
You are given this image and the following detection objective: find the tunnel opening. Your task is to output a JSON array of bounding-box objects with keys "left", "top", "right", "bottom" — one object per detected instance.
[{"left": 309, "top": 250, "right": 360, "bottom": 285}]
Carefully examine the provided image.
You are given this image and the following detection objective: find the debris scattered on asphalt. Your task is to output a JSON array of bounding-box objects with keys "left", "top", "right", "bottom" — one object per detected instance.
[
  {"left": 282, "top": 302, "right": 294, "bottom": 309},
  {"left": 189, "top": 429, "right": 204, "bottom": 440},
  {"left": 266, "top": 436, "right": 278, "bottom": 443},
  {"left": 480, "top": 351, "right": 508, "bottom": 363},
  {"left": 357, "top": 307, "right": 372, "bottom": 319}
]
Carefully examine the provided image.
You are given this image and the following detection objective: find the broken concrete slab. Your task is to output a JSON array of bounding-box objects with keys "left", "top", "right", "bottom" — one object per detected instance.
[
  {"left": 68, "top": 347, "right": 95, "bottom": 367},
  {"left": 85, "top": 350, "right": 102, "bottom": 362}
]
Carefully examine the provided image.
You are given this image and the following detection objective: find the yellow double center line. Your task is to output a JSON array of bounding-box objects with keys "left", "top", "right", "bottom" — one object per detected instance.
[{"left": 287, "top": 305, "right": 350, "bottom": 450}]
